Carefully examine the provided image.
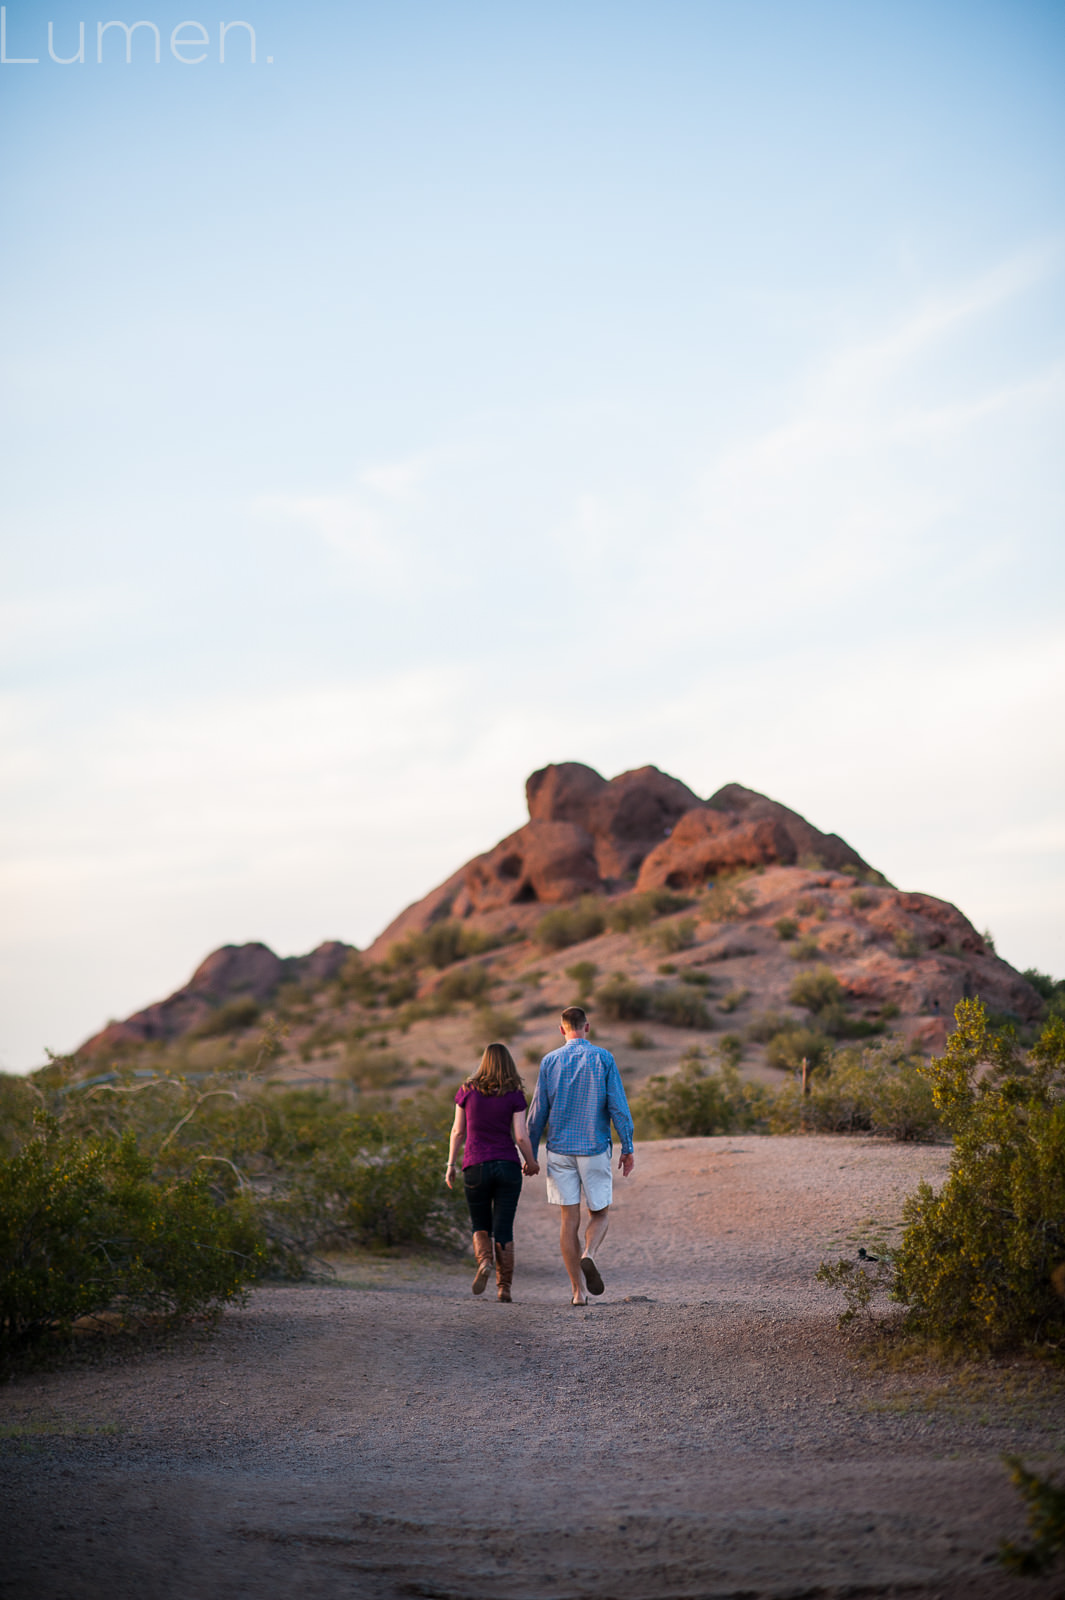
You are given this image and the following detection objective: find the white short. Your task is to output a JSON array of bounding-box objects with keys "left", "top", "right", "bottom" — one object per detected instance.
[{"left": 545, "top": 1149, "right": 613, "bottom": 1210}]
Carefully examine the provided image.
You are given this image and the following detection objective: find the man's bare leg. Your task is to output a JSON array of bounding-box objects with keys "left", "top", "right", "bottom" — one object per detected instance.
[
  {"left": 583, "top": 1206, "right": 609, "bottom": 1263},
  {"left": 559, "top": 1204, "right": 586, "bottom": 1302}
]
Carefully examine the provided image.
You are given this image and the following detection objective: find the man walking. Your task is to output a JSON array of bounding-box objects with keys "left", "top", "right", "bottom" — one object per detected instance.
[{"left": 527, "top": 1006, "right": 635, "bottom": 1305}]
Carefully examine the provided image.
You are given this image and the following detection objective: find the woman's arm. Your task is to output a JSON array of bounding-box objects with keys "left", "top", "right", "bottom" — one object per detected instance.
[
  {"left": 511, "top": 1109, "right": 539, "bottom": 1177},
  {"left": 445, "top": 1104, "right": 465, "bottom": 1188}
]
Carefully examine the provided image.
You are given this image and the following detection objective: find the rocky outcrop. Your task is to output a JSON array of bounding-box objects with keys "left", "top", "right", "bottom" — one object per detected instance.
[
  {"left": 454, "top": 820, "right": 601, "bottom": 913},
  {"left": 78, "top": 938, "right": 354, "bottom": 1057}
]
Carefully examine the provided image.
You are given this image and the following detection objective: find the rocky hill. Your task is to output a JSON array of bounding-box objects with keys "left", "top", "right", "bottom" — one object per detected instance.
[{"left": 76, "top": 763, "right": 1044, "bottom": 1096}]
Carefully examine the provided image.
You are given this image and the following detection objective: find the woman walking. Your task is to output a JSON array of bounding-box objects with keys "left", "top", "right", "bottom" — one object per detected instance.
[{"left": 445, "top": 1042, "right": 539, "bottom": 1301}]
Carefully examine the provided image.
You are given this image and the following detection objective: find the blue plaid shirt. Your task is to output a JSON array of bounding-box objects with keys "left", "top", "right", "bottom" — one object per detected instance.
[{"left": 528, "top": 1038, "right": 635, "bottom": 1159}]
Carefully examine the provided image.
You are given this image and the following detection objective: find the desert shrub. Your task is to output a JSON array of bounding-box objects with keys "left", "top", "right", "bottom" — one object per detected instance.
[
  {"left": 796, "top": 896, "right": 815, "bottom": 916},
  {"left": 718, "top": 986, "right": 749, "bottom": 1013},
  {"left": 747, "top": 1010, "right": 798, "bottom": 1043},
  {"left": 608, "top": 890, "right": 690, "bottom": 933},
  {"left": 565, "top": 960, "right": 598, "bottom": 1000},
  {"left": 766, "top": 1027, "right": 833, "bottom": 1073},
  {"left": 1025, "top": 968, "right": 1065, "bottom": 1023},
  {"left": 343, "top": 1047, "right": 410, "bottom": 1092},
  {"left": 850, "top": 889, "right": 872, "bottom": 911},
  {"left": 719, "top": 1033, "right": 744, "bottom": 1067},
  {"left": 652, "top": 987, "right": 713, "bottom": 1030},
  {"left": 653, "top": 917, "right": 698, "bottom": 954},
  {"left": 535, "top": 898, "right": 606, "bottom": 952},
  {"left": 471, "top": 1006, "right": 520, "bottom": 1045},
  {"left": 789, "top": 935, "right": 821, "bottom": 960},
  {"left": 336, "top": 954, "right": 382, "bottom": 1007},
  {"left": 789, "top": 967, "right": 845, "bottom": 1014},
  {"left": 596, "top": 976, "right": 652, "bottom": 1022},
  {"left": 260, "top": 1091, "right": 466, "bottom": 1255},
  {"left": 384, "top": 919, "right": 499, "bottom": 972},
  {"left": 680, "top": 970, "right": 711, "bottom": 988},
  {"left": 627, "top": 1028, "right": 654, "bottom": 1049},
  {"left": 1000, "top": 1458, "right": 1065, "bottom": 1577},
  {"left": 770, "top": 1041, "right": 940, "bottom": 1139},
  {"left": 632, "top": 1056, "right": 769, "bottom": 1138},
  {"left": 0, "top": 1117, "right": 265, "bottom": 1347},
  {"left": 702, "top": 880, "right": 756, "bottom": 922},
  {"left": 892, "top": 1002, "right": 1065, "bottom": 1353},
  {"left": 192, "top": 996, "right": 261, "bottom": 1038},
  {"left": 434, "top": 964, "right": 492, "bottom": 1007},
  {"left": 774, "top": 917, "right": 798, "bottom": 941},
  {"left": 892, "top": 928, "right": 921, "bottom": 959},
  {"left": 0, "top": 1075, "right": 40, "bottom": 1159}
]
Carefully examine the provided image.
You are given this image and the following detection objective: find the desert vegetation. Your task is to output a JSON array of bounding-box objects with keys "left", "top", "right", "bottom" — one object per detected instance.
[{"left": 0, "top": 1035, "right": 466, "bottom": 1355}]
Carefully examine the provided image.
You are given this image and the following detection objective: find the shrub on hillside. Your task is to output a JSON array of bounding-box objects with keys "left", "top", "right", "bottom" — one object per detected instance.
[
  {"left": 596, "top": 976, "right": 652, "bottom": 1022},
  {"left": 702, "top": 879, "right": 756, "bottom": 923},
  {"left": 774, "top": 917, "right": 798, "bottom": 941},
  {"left": 632, "top": 1054, "right": 769, "bottom": 1138},
  {"left": 653, "top": 917, "right": 698, "bottom": 955},
  {"left": 892, "top": 1002, "right": 1065, "bottom": 1353},
  {"left": 385, "top": 920, "right": 499, "bottom": 972},
  {"left": 1024, "top": 968, "right": 1065, "bottom": 1023},
  {"left": 192, "top": 996, "right": 261, "bottom": 1038},
  {"left": 608, "top": 890, "right": 690, "bottom": 933},
  {"left": 766, "top": 1027, "right": 833, "bottom": 1074},
  {"left": 535, "top": 898, "right": 606, "bottom": 952},
  {"left": 565, "top": 960, "right": 598, "bottom": 1001},
  {"left": 652, "top": 987, "right": 713, "bottom": 1030},
  {"left": 434, "top": 964, "right": 492, "bottom": 1007},
  {"left": 789, "top": 967, "right": 844, "bottom": 1014},
  {"left": 769, "top": 1040, "right": 940, "bottom": 1139},
  {"left": 0, "top": 1117, "right": 265, "bottom": 1347}
]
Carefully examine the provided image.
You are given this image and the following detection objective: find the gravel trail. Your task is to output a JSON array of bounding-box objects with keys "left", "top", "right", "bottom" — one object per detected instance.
[{"left": 1, "top": 1135, "right": 1061, "bottom": 1599}]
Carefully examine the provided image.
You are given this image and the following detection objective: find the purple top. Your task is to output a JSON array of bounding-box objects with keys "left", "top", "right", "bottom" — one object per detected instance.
[{"left": 456, "top": 1085, "right": 527, "bottom": 1167}]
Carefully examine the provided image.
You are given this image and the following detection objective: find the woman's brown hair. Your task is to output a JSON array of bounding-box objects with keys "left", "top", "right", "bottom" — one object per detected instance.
[{"left": 465, "top": 1041, "right": 525, "bottom": 1097}]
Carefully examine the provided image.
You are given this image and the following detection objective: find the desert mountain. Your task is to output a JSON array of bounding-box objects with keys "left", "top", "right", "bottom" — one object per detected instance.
[{"left": 76, "top": 763, "right": 1043, "bottom": 1090}]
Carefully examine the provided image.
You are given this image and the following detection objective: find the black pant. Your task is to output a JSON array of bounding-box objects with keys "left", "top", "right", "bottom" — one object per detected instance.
[{"left": 463, "top": 1160, "right": 523, "bottom": 1246}]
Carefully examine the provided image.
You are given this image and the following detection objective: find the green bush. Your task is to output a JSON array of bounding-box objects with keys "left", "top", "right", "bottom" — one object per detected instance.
[
  {"left": 471, "top": 1006, "right": 520, "bottom": 1045},
  {"left": 766, "top": 1027, "right": 832, "bottom": 1073},
  {"left": 596, "top": 976, "right": 652, "bottom": 1022},
  {"left": 770, "top": 1041, "right": 940, "bottom": 1139},
  {"left": 608, "top": 890, "right": 690, "bottom": 933},
  {"left": 192, "top": 996, "right": 261, "bottom": 1037},
  {"left": 892, "top": 928, "right": 921, "bottom": 959},
  {"left": 535, "top": 898, "right": 607, "bottom": 952},
  {"left": 652, "top": 987, "right": 713, "bottom": 1030},
  {"left": 747, "top": 1009, "right": 798, "bottom": 1043},
  {"left": 775, "top": 917, "right": 798, "bottom": 941},
  {"left": 1024, "top": 968, "right": 1065, "bottom": 1023},
  {"left": 434, "top": 963, "right": 492, "bottom": 1007},
  {"left": 789, "top": 935, "right": 821, "bottom": 960},
  {"left": 679, "top": 970, "right": 711, "bottom": 988},
  {"left": 1000, "top": 1457, "right": 1065, "bottom": 1577},
  {"left": 565, "top": 960, "right": 598, "bottom": 1000},
  {"left": 718, "top": 986, "right": 749, "bottom": 1013},
  {"left": 627, "top": 1028, "right": 654, "bottom": 1049},
  {"left": 892, "top": 1002, "right": 1065, "bottom": 1353},
  {"left": 702, "top": 879, "right": 755, "bottom": 923},
  {"left": 653, "top": 917, "right": 698, "bottom": 954},
  {"left": 632, "top": 1055, "right": 768, "bottom": 1138},
  {"left": 385, "top": 919, "right": 499, "bottom": 972},
  {"left": 789, "top": 967, "right": 845, "bottom": 1013},
  {"left": 0, "top": 1117, "right": 265, "bottom": 1347}
]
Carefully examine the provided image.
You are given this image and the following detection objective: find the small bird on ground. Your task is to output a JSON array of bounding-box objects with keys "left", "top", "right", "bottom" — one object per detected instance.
[{"left": 857, "top": 1247, "right": 879, "bottom": 1262}]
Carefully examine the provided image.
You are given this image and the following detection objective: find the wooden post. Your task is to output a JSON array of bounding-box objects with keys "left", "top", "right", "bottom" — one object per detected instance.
[{"left": 801, "top": 1055, "right": 810, "bottom": 1097}]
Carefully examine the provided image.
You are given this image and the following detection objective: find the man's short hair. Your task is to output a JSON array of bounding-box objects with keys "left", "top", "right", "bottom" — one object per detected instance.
[{"left": 561, "top": 1006, "right": 588, "bottom": 1032}]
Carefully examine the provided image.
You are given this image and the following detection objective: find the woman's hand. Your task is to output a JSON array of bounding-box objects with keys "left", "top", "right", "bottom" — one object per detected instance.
[
  {"left": 522, "top": 1157, "right": 540, "bottom": 1177},
  {"left": 444, "top": 1161, "right": 457, "bottom": 1189}
]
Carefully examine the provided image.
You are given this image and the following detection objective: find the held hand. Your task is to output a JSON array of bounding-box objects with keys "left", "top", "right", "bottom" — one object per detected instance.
[
  {"left": 522, "top": 1158, "right": 540, "bottom": 1177},
  {"left": 619, "top": 1151, "right": 635, "bottom": 1178}
]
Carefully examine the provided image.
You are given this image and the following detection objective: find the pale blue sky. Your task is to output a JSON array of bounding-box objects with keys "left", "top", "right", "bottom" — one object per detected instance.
[{"left": 2, "top": 1, "right": 1063, "bottom": 1070}]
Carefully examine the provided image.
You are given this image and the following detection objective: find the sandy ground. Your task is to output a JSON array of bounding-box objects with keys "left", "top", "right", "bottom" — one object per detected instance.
[{"left": 2, "top": 1134, "right": 1063, "bottom": 1600}]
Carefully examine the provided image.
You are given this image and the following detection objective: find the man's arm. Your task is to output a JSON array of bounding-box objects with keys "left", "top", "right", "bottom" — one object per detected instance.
[
  {"left": 526, "top": 1064, "right": 550, "bottom": 1159},
  {"left": 605, "top": 1058, "right": 635, "bottom": 1168}
]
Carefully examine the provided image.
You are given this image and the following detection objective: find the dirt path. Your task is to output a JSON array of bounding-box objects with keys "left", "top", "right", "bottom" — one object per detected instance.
[{"left": 2, "top": 1136, "right": 1062, "bottom": 1599}]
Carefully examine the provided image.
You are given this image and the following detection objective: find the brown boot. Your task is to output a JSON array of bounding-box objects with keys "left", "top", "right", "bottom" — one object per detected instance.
[
  {"left": 471, "top": 1231, "right": 493, "bottom": 1295},
  {"left": 495, "top": 1240, "right": 514, "bottom": 1303}
]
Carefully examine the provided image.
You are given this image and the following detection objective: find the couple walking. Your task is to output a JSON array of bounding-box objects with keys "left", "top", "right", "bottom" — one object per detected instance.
[{"left": 445, "top": 1006, "right": 635, "bottom": 1305}]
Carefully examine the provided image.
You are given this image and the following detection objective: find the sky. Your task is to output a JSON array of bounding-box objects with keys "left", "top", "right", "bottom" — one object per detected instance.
[{"left": 1, "top": 0, "right": 1063, "bottom": 1072}]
